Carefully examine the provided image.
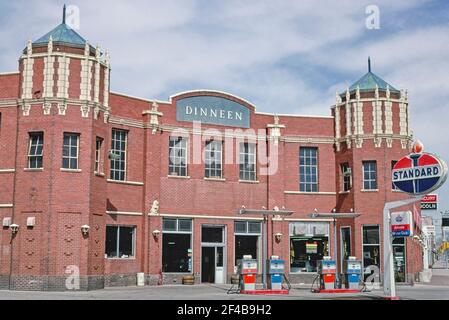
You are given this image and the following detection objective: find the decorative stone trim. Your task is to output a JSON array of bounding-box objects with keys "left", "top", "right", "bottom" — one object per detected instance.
[
  {"left": 21, "top": 103, "right": 31, "bottom": 116},
  {"left": 58, "top": 102, "right": 67, "bottom": 115},
  {"left": 267, "top": 114, "right": 285, "bottom": 145},
  {"left": 106, "top": 211, "right": 143, "bottom": 216},
  {"left": 43, "top": 55, "right": 55, "bottom": 98},
  {"left": 106, "top": 179, "right": 144, "bottom": 186},
  {"left": 284, "top": 191, "right": 336, "bottom": 195},
  {"left": 94, "top": 106, "right": 100, "bottom": 120},
  {"left": 42, "top": 102, "right": 51, "bottom": 115},
  {"left": 81, "top": 104, "right": 90, "bottom": 118},
  {"left": 152, "top": 213, "right": 264, "bottom": 221},
  {"left": 0, "top": 169, "right": 15, "bottom": 173},
  {"left": 80, "top": 57, "right": 93, "bottom": 101},
  {"left": 57, "top": 56, "right": 70, "bottom": 98}
]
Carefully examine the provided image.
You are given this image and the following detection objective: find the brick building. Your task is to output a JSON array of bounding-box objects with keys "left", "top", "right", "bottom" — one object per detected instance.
[{"left": 0, "top": 10, "right": 423, "bottom": 291}]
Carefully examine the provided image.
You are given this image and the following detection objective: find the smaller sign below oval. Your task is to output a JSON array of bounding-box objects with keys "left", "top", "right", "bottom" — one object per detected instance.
[{"left": 391, "top": 211, "right": 413, "bottom": 237}]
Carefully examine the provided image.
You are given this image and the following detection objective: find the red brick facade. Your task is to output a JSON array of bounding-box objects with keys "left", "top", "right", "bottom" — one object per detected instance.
[{"left": 0, "top": 20, "right": 423, "bottom": 291}]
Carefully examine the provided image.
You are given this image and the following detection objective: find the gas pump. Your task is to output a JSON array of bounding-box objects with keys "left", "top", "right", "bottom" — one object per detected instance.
[
  {"left": 237, "top": 255, "right": 258, "bottom": 291},
  {"left": 266, "top": 256, "right": 285, "bottom": 290},
  {"left": 317, "top": 256, "right": 336, "bottom": 290},
  {"left": 343, "top": 256, "right": 362, "bottom": 290}
]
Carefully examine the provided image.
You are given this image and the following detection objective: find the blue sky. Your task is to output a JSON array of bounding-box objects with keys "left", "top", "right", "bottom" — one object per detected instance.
[{"left": 1, "top": 0, "right": 449, "bottom": 238}]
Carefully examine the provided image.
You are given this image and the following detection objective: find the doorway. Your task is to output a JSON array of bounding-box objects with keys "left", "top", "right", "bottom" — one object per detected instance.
[
  {"left": 393, "top": 237, "right": 407, "bottom": 282},
  {"left": 340, "top": 227, "right": 351, "bottom": 267},
  {"left": 201, "top": 225, "right": 226, "bottom": 284}
]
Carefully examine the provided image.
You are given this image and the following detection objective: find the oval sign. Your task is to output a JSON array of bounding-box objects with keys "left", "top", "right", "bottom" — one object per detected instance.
[{"left": 392, "top": 152, "right": 448, "bottom": 195}]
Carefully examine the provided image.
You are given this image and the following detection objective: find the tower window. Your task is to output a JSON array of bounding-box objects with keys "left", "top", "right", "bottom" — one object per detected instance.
[
  {"left": 362, "top": 161, "right": 377, "bottom": 190},
  {"left": 95, "top": 137, "right": 103, "bottom": 173},
  {"left": 28, "top": 132, "right": 44, "bottom": 169},
  {"left": 62, "top": 133, "right": 80, "bottom": 169},
  {"left": 341, "top": 163, "right": 352, "bottom": 192}
]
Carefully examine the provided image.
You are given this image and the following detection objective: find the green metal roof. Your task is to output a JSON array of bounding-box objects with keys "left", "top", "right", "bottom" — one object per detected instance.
[
  {"left": 33, "top": 22, "right": 87, "bottom": 47},
  {"left": 348, "top": 71, "right": 399, "bottom": 93}
]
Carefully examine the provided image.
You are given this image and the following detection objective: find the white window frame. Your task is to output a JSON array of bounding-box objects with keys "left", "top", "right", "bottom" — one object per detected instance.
[
  {"left": 361, "top": 224, "right": 381, "bottom": 273},
  {"left": 95, "top": 137, "right": 103, "bottom": 173},
  {"left": 105, "top": 225, "right": 136, "bottom": 259},
  {"left": 299, "top": 147, "right": 319, "bottom": 192},
  {"left": 233, "top": 221, "right": 262, "bottom": 272},
  {"left": 162, "top": 218, "right": 193, "bottom": 274},
  {"left": 110, "top": 129, "right": 127, "bottom": 181},
  {"left": 169, "top": 136, "right": 188, "bottom": 177},
  {"left": 62, "top": 133, "right": 80, "bottom": 170},
  {"left": 239, "top": 142, "right": 257, "bottom": 181},
  {"left": 205, "top": 140, "right": 223, "bottom": 178},
  {"left": 28, "top": 132, "right": 44, "bottom": 169},
  {"left": 362, "top": 161, "right": 377, "bottom": 190}
]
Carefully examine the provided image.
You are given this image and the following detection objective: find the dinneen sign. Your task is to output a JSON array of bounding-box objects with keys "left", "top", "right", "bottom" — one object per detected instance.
[{"left": 176, "top": 95, "right": 250, "bottom": 128}]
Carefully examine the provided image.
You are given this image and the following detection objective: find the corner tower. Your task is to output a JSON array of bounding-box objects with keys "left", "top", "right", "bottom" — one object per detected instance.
[
  {"left": 332, "top": 59, "right": 420, "bottom": 282},
  {"left": 7, "top": 6, "right": 111, "bottom": 290}
]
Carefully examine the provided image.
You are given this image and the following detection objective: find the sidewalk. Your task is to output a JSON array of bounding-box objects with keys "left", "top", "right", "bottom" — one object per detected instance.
[{"left": 428, "top": 259, "right": 449, "bottom": 286}]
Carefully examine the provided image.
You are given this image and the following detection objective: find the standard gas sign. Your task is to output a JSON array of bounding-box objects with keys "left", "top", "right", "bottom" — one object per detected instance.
[
  {"left": 421, "top": 194, "right": 437, "bottom": 210},
  {"left": 391, "top": 211, "right": 413, "bottom": 237},
  {"left": 392, "top": 142, "right": 447, "bottom": 195}
]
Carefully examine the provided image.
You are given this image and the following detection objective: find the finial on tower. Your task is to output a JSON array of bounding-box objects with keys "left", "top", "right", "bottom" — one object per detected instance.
[
  {"left": 63, "top": 4, "right": 66, "bottom": 24},
  {"left": 368, "top": 56, "right": 371, "bottom": 72}
]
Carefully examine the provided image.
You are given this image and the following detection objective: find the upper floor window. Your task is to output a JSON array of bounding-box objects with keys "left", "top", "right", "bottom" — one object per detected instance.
[
  {"left": 95, "top": 137, "right": 103, "bottom": 173},
  {"left": 363, "top": 161, "right": 377, "bottom": 190},
  {"left": 28, "top": 132, "right": 44, "bottom": 169},
  {"left": 62, "top": 133, "right": 79, "bottom": 169},
  {"left": 169, "top": 137, "right": 187, "bottom": 177},
  {"left": 239, "top": 142, "right": 256, "bottom": 181},
  {"left": 299, "top": 147, "right": 318, "bottom": 192},
  {"left": 391, "top": 160, "right": 399, "bottom": 190},
  {"left": 205, "top": 140, "right": 222, "bottom": 178},
  {"left": 110, "top": 129, "right": 127, "bottom": 181},
  {"left": 341, "top": 163, "right": 352, "bottom": 192}
]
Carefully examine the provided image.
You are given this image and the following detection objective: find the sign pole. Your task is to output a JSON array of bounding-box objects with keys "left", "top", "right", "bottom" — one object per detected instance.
[{"left": 383, "top": 197, "right": 421, "bottom": 299}]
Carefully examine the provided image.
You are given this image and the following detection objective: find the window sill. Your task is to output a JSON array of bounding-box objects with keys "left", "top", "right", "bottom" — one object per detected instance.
[
  {"left": 361, "top": 189, "right": 379, "bottom": 192},
  {"left": 339, "top": 191, "right": 351, "bottom": 194},
  {"left": 168, "top": 175, "right": 190, "bottom": 179},
  {"left": 24, "top": 168, "right": 44, "bottom": 172},
  {"left": 239, "top": 179, "right": 259, "bottom": 184},
  {"left": 204, "top": 177, "right": 226, "bottom": 182},
  {"left": 105, "top": 257, "right": 136, "bottom": 260},
  {"left": 392, "top": 189, "right": 404, "bottom": 193},
  {"left": 284, "top": 191, "right": 336, "bottom": 195},
  {"left": 60, "top": 168, "right": 82, "bottom": 173},
  {"left": 95, "top": 172, "right": 105, "bottom": 177},
  {"left": 0, "top": 169, "right": 15, "bottom": 173},
  {"left": 107, "top": 179, "right": 144, "bottom": 186}
]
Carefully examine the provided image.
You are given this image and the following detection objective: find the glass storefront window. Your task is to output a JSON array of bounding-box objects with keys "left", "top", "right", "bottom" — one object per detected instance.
[
  {"left": 162, "top": 218, "right": 193, "bottom": 273},
  {"left": 289, "top": 222, "right": 329, "bottom": 273},
  {"left": 393, "top": 237, "right": 406, "bottom": 282},
  {"left": 362, "top": 225, "right": 381, "bottom": 280},
  {"left": 290, "top": 236, "right": 329, "bottom": 272},
  {"left": 202, "top": 226, "right": 223, "bottom": 243},
  {"left": 162, "top": 233, "right": 192, "bottom": 272}
]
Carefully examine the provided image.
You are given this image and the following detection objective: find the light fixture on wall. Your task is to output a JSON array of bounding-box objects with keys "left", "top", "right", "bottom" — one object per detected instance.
[
  {"left": 81, "top": 225, "right": 90, "bottom": 235},
  {"left": 274, "top": 232, "right": 283, "bottom": 243},
  {"left": 9, "top": 224, "right": 19, "bottom": 234},
  {"left": 152, "top": 229, "right": 161, "bottom": 238}
]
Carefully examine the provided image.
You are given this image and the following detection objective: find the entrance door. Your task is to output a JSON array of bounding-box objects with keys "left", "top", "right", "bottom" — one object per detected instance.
[
  {"left": 201, "top": 225, "right": 226, "bottom": 284},
  {"left": 340, "top": 227, "right": 351, "bottom": 267},
  {"left": 201, "top": 247, "right": 215, "bottom": 283},
  {"left": 393, "top": 237, "right": 406, "bottom": 282}
]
